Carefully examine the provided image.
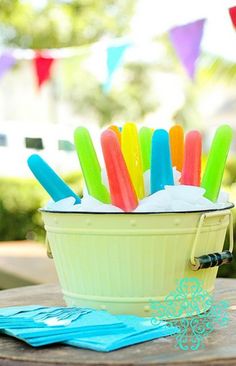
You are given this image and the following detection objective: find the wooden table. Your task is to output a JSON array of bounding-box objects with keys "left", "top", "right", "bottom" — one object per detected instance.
[{"left": 0, "top": 279, "right": 236, "bottom": 366}]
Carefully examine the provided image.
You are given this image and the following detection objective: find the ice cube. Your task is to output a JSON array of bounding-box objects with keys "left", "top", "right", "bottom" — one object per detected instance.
[
  {"left": 171, "top": 200, "right": 196, "bottom": 212},
  {"left": 217, "top": 191, "right": 229, "bottom": 204},
  {"left": 93, "top": 204, "right": 124, "bottom": 213},
  {"left": 213, "top": 202, "right": 232, "bottom": 210},
  {"left": 44, "top": 199, "right": 54, "bottom": 210},
  {"left": 143, "top": 168, "right": 180, "bottom": 197},
  {"left": 80, "top": 194, "right": 104, "bottom": 212},
  {"left": 82, "top": 194, "right": 101, "bottom": 206},
  {"left": 165, "top": 185, "right": 206, "bottom": 204},
  {"left": 134, "top": 190, "right": 171, "bottom": 212},
  {"left": 196, "top": 197, "right": 216, "bottom": 210},
  {"left": 45, "top": 197, "right": 76, "bottom": 211}
]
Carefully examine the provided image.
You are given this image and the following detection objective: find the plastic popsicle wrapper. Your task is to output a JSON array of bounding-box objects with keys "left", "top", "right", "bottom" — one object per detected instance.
[
  {"left": 74, "top": 127, "right": 110, "bottom": 204},
  {"left": 181, "top": 131, "right": 202, "bottom": 186},
  {"left": 101, "top": 130, "right": 138, "bottom": 212},
  {"left": 139, "top": 127, "right": 153, "bottom": 172},
  {"left": 27, "top": 154, "right": 81, "bottom": 204},
  {"left": 169, "top": 124, "right": 184, "bottom": 173},
  {"left": 108, "top": 125, "right": 121, "bottom": 144},
  {"left": 201, "top": 125, "right": 233, "bottom": 202},
  {"left": 151, "top": 129, "right": 174, "bottom": 193},
  {"left": 121, "top": 122, "right": 145, "bottom": 199}
]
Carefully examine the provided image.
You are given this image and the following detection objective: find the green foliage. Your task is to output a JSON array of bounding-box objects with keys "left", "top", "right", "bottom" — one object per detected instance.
[
  {"left": 218, "top": 227, "right": 236, "bottom": 278},
  {"left": 0, "top": 172, "right": 82, "bottom": 242},
  {"left": 217, "top": 157, "right": 236, "bottom": 278},
  {"left": 0, "top": 0, "right": 159, "bottom": 126},
  {"left": 63, "top": 61, "right": 158, "bottom": 126},
  {"left": 0, "top": 0, "right": 135, "bottom": 48}
]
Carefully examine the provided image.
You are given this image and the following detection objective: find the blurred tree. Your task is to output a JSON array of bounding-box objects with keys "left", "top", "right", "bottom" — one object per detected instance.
[
  {"left": 0, "top": 0, "right": 160, "bottom": 126},
  {"left": 63, "top": 61, "right": 158, "bottom": 125},
  {"left": 0, "top": 0, "right": 135, "bottom": 48},
  {"left": 1, "top": 1, "right": 235, "bottom": 128},
  {"left": 172, "top": 56, "right": 236, "bottom": 131},
  {"left": 155, "top": 34, "right": 236, "bottom": 129}
]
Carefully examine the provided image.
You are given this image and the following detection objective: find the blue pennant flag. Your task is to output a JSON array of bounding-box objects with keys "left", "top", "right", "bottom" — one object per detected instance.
[{"left": 103, "top": 43, "right": 130, "bottom": 92}]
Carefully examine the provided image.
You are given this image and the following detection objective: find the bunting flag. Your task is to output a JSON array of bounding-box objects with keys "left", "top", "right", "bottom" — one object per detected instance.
[
  {"left": 229, "top": 7, "right": 236, "bottom": 29},
  {"left": 0, "top": 51, "right": 16, "bottom": 79},
  {"left": 33, "top": 53, "right": 55, "bottom": 88},
  {"left": 0, "top": 12, "right": 231, "bottom": 88},
  {"left": 103, "top": 43, "right": 130, "bottom": 92},
  {"left": 169, "top": 19, "right": 206, "bottom": 79}
]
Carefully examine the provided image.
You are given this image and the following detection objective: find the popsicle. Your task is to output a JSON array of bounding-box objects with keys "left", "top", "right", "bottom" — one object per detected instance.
[
  {"left": 27, "top": 154, "right": 81, "bottom": 204},
  {"left": 108, "top": 125, "right": 121, "bottom": 144},
  {"left": 121, "top": 122, "right": 145, "bottom": 199},
  {"left": 181, "top": 131, "right": 202, "bottom": 186},
  {"left": 169, "top": 124, "right": 184, "bottom": 172},
  {"left": 138, "top": 127, "right": 153, "bottom": 172},
  {"left": 201, "top": 125, "right": 233, "bottom": 202},
  {"left": 74, "top": 127, "right": 110, "bottom": 203},
  {"left": 101, "top": 130, "right": 138, "bottom": 212},
  {"left": 151, "top": 129, "right": 174, "bottom": 193}
]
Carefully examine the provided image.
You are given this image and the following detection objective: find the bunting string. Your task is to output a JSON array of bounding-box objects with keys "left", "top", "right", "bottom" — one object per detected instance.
[{"left": 0, "top": 8, "right": 234, "bottom": 89}]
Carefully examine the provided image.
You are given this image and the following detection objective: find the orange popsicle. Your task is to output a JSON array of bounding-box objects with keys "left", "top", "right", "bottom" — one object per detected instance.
[
  {"left": 181, "top": 130, "right": 202, "bottom": 186},
  {"left": 101, "top": 130, "right": 138, "bottom": 212},
  {"left": 108, "top": 125, "right": 121, "bottom": 144},
  {"left": 169, "top": 124, "right": 184, "bottom": 172}
]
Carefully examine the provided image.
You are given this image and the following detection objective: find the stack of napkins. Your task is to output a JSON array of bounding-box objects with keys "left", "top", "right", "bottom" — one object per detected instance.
[{"left": 0, "top": 305, "right": 178, "bottom": 351}]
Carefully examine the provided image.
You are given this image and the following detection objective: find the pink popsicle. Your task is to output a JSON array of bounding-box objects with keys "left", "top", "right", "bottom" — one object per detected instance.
[
  {"left": 101, "top": 130, "right": 138, "bottom": 212},
  {"left": 181, "top": 130, "right": 202, "bottom": 186}
]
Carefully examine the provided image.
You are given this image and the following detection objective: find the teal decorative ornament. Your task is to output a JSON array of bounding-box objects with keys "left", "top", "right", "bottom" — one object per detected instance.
[{"left": 149, "top": 278, "right": 229, "bottom": 351}]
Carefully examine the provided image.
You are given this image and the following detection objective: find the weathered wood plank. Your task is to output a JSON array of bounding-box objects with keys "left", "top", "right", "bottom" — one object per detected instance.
[{"left": 0, "top": 279, "right": 235, "bottom": 365}]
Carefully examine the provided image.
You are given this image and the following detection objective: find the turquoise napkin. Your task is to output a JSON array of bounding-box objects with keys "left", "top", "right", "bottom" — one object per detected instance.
[
  {"left": 66, "top": 314, "right": 179, "bottom": 351},
  {"left": 0, "top": 305, "right": 179, "bottom": 350},
  {"left": 0, "top": 306, "right": 128, "bottom": 346}
]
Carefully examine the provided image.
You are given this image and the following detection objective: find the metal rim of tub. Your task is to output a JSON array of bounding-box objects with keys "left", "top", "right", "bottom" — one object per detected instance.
[{"left": 40, "top": 202, "right": 234, "bottom": 215}]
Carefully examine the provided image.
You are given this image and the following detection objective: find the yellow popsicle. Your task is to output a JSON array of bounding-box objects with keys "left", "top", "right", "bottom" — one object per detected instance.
[
  {"left": 169, "top": 124, "right": 184, "bottom": 172},
  {"left": 121, "top": 122, "right": 145, "bottom": 199}
]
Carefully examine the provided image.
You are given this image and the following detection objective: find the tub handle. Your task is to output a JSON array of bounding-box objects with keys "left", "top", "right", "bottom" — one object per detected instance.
[
  {"left": 190, "top": 210, "right": 234, "bottom": 271},
  {"left": 45, "top": 234, "right": 53, "bottom": 259}
]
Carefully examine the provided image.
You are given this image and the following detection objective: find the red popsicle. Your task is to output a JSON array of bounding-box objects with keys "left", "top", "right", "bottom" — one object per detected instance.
[
  {"left": 181, "top": 130, "right": 202, "bottom": 186},
  {"left": 101, "top": 130, "right": 138, "bottom": 212}
]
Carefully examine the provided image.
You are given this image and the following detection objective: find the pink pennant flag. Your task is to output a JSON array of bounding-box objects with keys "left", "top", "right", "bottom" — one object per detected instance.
[
  {"left": 229, "top": 7, "right": 236, "bottom": 29},
  {"left": 0, "top": 51, "right": 16, "bottom": 80},
  {"left": 33, "top": 52, "right": 55, "bottom": 88},
  {"left": 169, "top": 19, "right": 206, "bottom": 79}
]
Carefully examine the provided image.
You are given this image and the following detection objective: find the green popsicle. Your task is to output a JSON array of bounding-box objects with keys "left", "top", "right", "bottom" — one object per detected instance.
[
  {"left": 74, "top": 127, "right": 110, "bottom": 203},
  {"left": 201, "top": 125, "right": 233, "bottom": 202},
  {"left": 138, "top": 127, "right": 153, "bottom": 172}
]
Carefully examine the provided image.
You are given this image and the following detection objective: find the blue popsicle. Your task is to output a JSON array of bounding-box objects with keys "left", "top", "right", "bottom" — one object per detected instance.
[
  {"left": 151, "top": 129, "right": 174, "bottom": 193},
  {"left": 27, "top": 154, "right": 81, "bottom": 204}
]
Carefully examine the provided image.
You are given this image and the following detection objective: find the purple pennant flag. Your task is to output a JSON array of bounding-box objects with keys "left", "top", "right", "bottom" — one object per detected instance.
[
  {"left": 169, "top": 19, "right": 206, "bottom": 79},
  {"left": 0, "top": 51, "right": 16, "bottom": 79}
]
